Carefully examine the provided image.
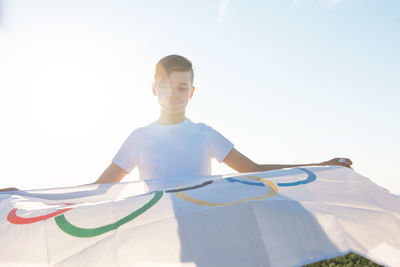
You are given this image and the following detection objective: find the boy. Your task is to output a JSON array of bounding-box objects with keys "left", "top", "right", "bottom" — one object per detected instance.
[
  {"left": 0, "top": 54, "right": 352, "bottom": 192},
  {"left": 92, "top": 54, "right": 352, "bottom": 185}
]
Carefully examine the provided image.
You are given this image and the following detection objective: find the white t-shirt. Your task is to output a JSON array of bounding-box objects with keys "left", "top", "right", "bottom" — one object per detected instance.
[{"left": 112, "top": 118, "right": 234, "bottom": 180}]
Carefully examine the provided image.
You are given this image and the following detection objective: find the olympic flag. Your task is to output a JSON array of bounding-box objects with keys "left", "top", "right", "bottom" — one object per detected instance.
[{"left": 1, "top": 166, "right": 399, "bottom": 267}]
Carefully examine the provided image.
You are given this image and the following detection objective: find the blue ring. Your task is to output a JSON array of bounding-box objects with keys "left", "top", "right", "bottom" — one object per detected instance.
[{"left": 224, "top": 168, "right": 316, "bottom": 187}]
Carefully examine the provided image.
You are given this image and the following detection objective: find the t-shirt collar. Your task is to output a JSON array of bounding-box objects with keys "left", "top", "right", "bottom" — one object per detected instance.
[{"left": 152, "top": 118, "right": 190, "bottom": 128}]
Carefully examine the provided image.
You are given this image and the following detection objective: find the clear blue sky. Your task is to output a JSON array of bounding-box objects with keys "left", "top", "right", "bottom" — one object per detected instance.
[{"left": 0, "top": 0, "right": 399, "bottom": 194}]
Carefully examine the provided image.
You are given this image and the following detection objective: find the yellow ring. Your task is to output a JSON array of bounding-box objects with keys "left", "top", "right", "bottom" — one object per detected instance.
[{"left": 175, "top": 176, "right": 278, "bottom": 206}]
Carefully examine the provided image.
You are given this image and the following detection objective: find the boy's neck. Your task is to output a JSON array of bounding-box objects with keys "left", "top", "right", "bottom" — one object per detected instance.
[{"left": 156, "top": 112, "right": 187, "bottom": 125}]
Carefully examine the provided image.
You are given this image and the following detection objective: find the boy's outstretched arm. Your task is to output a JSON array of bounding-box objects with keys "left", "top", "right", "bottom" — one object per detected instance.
[
  {"left": 0, "top": 187, "right": 20, "bottom": 192},
  {"left": 222, "top": 148, "right": 352, "bottom": 173},
  {"left": 82, "top": 162, "right": 128, "bottom": 186}
]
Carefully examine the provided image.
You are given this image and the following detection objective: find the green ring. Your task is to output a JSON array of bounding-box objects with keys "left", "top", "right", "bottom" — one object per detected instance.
[{"left": 55, "top": 191, "right": 163, "bottom": 238}]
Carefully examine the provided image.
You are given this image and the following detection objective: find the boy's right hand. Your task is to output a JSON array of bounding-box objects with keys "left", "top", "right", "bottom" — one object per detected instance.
[{"left": 0, "top": 187, "right": 20, "bottom": 192}]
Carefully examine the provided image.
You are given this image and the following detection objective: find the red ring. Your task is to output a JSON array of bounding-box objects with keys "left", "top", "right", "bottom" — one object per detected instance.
[{"left": 7, "top": 203, "right": 74, "bottom": 224}]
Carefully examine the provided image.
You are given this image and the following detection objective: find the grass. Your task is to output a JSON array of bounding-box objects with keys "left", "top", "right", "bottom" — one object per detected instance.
[{"left": 303, "top": 252, "right": 383, "bottom": 267}]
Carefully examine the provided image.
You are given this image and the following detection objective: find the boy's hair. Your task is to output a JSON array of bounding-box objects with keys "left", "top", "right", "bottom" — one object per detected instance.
[{"left": 154, "top": 55, "right": 194, "bottom": 84}]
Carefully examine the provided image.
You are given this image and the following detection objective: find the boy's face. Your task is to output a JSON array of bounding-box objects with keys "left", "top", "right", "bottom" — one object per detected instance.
[{"left": 152, "top": 71, "right": 195, "bottom": 115}]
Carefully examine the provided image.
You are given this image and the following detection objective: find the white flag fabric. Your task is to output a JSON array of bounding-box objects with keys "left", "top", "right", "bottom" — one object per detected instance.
[{"left": 1, "top": 166, "right": 399, "bottom": 267}]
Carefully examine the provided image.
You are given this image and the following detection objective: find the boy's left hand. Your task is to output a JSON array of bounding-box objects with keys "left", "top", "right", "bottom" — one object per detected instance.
[{"left": 319, "top": 158, "right": 353, "bottom": 168}]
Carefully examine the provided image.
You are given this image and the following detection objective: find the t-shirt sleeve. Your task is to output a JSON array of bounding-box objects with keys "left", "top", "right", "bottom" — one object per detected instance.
[
  {"left": 112, "top": 130, "right": 140, "bottom": 174},
  {"left": 206, "top": 126, "right": 234, "bottom": 163}
]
